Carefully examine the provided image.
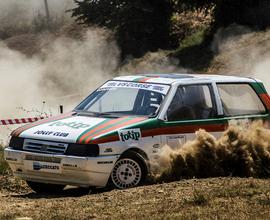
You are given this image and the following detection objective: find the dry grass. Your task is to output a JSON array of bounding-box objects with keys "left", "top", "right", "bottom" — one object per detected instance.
[{"left": 0, "top": 178, "right": 269, "bottom": 219}]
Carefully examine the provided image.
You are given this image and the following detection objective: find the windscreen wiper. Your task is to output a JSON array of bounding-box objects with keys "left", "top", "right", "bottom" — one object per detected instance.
[
  {"left": 75, "top": 110, "right": 101, "bottom": 117},
  {"left": 76, "top": 110, "right": 119, "bottom": 118},
  {"left": 97, "top": 112, "right": 120, "bottom": 118}
]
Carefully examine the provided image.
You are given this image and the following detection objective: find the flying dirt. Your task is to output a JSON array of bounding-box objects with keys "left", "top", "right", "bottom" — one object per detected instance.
[{"left": 153, "top": 120, "right": 270, "bottom": 181}]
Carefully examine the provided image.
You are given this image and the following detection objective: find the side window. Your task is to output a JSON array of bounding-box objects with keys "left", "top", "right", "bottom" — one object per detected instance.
[
  {"left": 167, "top": 84, "right": 216, "bottom": 121},
  {"left": 217, "top": 84, "right": 266, "bottom": 116}
]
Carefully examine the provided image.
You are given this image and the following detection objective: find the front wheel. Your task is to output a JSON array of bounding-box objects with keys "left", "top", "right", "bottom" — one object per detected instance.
[
  {"left": 26, "top": 181, "right": 65, "bottom": 194},
  {"left": 110, "top": 151, "right": 147, "bottom": 189}
]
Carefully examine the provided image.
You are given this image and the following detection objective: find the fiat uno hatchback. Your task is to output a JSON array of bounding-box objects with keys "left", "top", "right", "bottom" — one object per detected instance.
[{"left": 4, "top": 74, "right": 270, "bottom": 192}]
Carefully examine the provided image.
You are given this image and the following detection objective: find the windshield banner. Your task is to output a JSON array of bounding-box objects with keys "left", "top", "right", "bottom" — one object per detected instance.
[{"left": 99, "top": 81, "right": 170, "bottom": 95}]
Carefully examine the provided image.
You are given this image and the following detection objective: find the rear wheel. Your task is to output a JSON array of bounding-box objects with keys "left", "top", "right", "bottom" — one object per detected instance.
[
  {"left": 110, "top": 151, "right": 147, "bottom": 189},
  {"left": 26, "top": 181, "right": 65, "bottom": 194}
]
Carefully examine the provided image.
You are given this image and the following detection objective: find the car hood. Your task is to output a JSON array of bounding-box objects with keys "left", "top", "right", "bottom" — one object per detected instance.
[{"left": 13, "top": 113, "right": 148, "bottom": 144}]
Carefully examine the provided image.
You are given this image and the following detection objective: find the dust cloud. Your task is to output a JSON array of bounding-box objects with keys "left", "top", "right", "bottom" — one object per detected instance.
[
  {"left": 0, "top": 29, "right": 119, "bottom": 118},
  {"left": 0, "top": 2, "right": 120, "bottom": 141},
  {"left": 152, "top": 121, "right": 270, "bottom": 181},
  {"left": 119, "top": 51, "right": 184, "bottom": 75},
  {"left": 150, "top": 26, "right": 270, "bottom": 181},
  {"left": 0, "top": 0, "right": 74, "bottom": 37},
  {"left": 210, "top": 24, "right": 270, "bottom": 92}
]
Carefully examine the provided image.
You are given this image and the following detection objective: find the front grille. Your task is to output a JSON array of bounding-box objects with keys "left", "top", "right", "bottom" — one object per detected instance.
[{"left": 23, "top": 139, "right": 68, "bottom": 155}]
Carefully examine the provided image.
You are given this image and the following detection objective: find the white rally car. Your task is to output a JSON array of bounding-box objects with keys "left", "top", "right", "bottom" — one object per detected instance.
[{"left": 4, "top": 74, "right": 270, "bottom": 192}]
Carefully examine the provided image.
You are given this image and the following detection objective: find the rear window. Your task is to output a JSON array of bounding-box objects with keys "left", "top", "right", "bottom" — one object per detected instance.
[{"left": 217, "top": 83, "right": 266, "bottom": 116}]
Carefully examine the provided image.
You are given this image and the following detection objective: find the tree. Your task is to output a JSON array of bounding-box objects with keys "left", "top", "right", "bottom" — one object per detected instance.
[
  {"left": 72, "top": 0, "right": 176, "bottom": 58},
  {"left": 174, "top": 0, "right": 270, "bottom": 30}
]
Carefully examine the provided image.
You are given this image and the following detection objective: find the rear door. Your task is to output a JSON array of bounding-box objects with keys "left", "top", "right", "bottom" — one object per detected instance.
[
  {"left": 159, "top": 83, "right": 224, "bottom": 150},
  {"left": 159, "top": 82, "right": 269, "bottom": 150}
]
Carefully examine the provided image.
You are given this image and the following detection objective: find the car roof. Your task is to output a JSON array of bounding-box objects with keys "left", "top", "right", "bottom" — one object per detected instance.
[{"left": 113, "top": 73, "right": 258, "bottom": 85}]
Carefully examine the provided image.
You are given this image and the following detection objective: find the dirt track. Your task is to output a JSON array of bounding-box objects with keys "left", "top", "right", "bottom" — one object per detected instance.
[{"left": 0, "top": 178, "right": 270, "bottom": 220}]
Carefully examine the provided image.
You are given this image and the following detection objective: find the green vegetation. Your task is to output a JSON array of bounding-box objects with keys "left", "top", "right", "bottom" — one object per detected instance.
[
  {"left": 72, "top": 0, "right": 270, "bottom": 60},
  {"left": 178, "top": 28, "right": 207, "bottom": 50},
  {"left": 72, "top": 0, "right": 175, "bottom": 58}
]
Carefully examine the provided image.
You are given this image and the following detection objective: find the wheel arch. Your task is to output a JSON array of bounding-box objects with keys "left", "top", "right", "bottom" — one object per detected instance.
[
  {"left": 122, "top": 147, "right": 149, "bottom": 161},
  {"left": 121, "top": 147, "right": 150, "bottom": 173}
]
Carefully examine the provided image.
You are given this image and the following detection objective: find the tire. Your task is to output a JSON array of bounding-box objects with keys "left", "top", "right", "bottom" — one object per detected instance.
[
  {"left": 26, "top": 181, "right": 65, "bottom": 194},
  {"left": 110, "top": 151, "right": 148, "bottom": 189}
]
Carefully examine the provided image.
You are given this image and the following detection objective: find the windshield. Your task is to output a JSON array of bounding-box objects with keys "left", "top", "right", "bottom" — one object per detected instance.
[{"left": 75, "top": 81, "right": 170, "bottom": 117}]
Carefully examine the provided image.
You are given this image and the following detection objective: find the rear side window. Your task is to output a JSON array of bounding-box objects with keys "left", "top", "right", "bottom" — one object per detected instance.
[{"left": 217, "top": 84, "right": 266, "bottom": 116}]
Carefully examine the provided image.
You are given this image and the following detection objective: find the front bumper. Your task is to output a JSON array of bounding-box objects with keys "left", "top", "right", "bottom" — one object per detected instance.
[{"left": 4, "top": 148, "right": 120, "bottom": 187}]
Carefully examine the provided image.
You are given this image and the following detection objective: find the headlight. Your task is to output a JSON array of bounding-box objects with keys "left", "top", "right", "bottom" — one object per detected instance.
[
  {"left": 65, "top": 144, "right": 99, "bottom": 157},
  {"left": 9, "top": 136, "right": 24, "bottom": 150}
]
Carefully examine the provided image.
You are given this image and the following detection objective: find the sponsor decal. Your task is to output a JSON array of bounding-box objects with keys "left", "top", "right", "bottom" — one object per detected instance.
[
  {"left": 97, "top": 161, "right": 113, "bottom": 164},
  {"left": 33, "top": 130, "right": 69, "bottom": 137},
  {"left": 118, "top": 129, "right": 141, "bottom": 142},
  {"left": 99, "top": 81, "right": 170, "bottom": 95},
  {"left": 49, "top": 121, "right": 91, "bottom": 129},
  {"left": 104, "top": 148, "right": 113, "bottom": 153},
  {"left": 167, "top": 135, "right": 186, "bottom": 150},
  {"left": 63, "top": 164, "right": 78, "bottom": 168},
  {"left": 33, "top": 162, "right": 60, "bottom": 171}
]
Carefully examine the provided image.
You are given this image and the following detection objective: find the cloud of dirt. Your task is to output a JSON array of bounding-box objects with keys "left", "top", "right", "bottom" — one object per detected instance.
[
  {"left": 149, "top": 26, "right": 270, "bottom": 181},
  {"left": 0, "top": 0, "right": 74, "bottom": 38},
  {"left": 0, "top": 28, "right": 120, "bottom": 141},
  {"left": 210, "top": 24, "right": 270, "bottom": 92},
  {"left": 118, "top": 51, "right": 184, "bottom": 75},
  {"left": 153, "top": 121, "right": 270, "bottom": 181}
]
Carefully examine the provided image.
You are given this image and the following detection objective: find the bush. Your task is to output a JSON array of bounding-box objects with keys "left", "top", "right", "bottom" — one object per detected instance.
[{"left": 72, "top": 0, "right": 176, "bottom": 58}]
